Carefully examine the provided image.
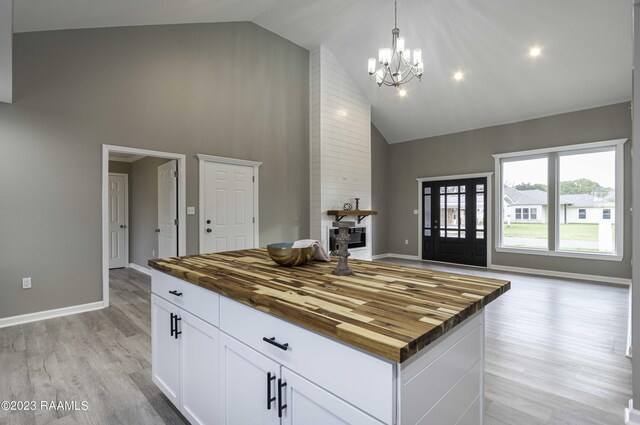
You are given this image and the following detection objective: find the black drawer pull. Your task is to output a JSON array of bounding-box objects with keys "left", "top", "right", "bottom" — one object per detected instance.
[
  {"left": 277, "top": 378, "right": 287, "bottom": 418},
  {"left": 262, "top": 337, "right": 289, "bottom": 351},
  {"left": 170, "top": 313, "right": 175, "bottom": 337},
  {"left": 266, "top": 372, "right": 276, "bottom": 410},
  {"left": 174, "top": 315, "right": 182, "bottom": 339},
  {"left": 169, "top": 290, "right": 183, "bottom": 297}
]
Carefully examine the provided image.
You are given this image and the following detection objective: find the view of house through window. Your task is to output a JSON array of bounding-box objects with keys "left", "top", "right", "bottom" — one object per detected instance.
[
  {"left": 558, "top": 149, "right": 616, "bottom": 253},
  {"left": 502, "top": 157, "right": 548, "bottom": 249}
]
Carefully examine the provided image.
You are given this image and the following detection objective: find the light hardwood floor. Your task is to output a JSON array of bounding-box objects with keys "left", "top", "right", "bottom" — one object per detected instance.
[{"left": 0, "top": 263, "right": 632, "bottom": 425}]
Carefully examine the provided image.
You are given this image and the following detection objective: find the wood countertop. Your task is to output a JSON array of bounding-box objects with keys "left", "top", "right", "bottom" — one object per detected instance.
[{"left": 148, "top": 249, "right": 510, "bottom": 362}]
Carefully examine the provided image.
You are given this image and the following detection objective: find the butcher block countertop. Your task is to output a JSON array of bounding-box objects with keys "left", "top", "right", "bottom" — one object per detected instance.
[{"left": 148, "top": 249, "right": 510, "bottom": 362}]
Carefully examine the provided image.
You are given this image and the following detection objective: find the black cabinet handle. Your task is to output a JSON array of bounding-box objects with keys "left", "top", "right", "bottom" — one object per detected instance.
[
  {"left": 266, "top": 372, "right": 276, "bottom": 410},
  {"left": 277, "top": 378, "right": 287, "bottom": 418},
  {"left": 170, "top": 313, "right": 175, "bottom": 337},
  {"left": 169, "top": 290, "right": 183, "bottom": 297},
  {"left": 262, "top": 337, "right": 289, "bottom": 351},
  {"left": 174, "top": 315, "right": 182, "bottom": 339}
]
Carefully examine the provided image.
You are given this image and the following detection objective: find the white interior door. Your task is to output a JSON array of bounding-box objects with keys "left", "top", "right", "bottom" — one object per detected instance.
[
  {"left": 202, "top": 162, "right": 255, "bottom": 253},
  {"left": 108, "top": 173, "right": 127, "bottom": 269},
  {"left": 158, "top": 160, "right": 178, "bottom": 258}
]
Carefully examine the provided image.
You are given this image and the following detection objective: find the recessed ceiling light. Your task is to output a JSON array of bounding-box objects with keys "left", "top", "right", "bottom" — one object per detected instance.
[
  {"left": 398, "top": 88, "right": 407, "bottom": 97},
  {"left": 454, "top": 71, "right": 464, "bottom": 81},
  {"left": 529, "top": 46, "right": 542, "bottom": 57}
]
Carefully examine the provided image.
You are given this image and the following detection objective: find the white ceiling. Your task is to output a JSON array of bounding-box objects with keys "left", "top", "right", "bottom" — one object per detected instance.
[{"left": 14, "top": 0, "right": 632, "bottom": 143}]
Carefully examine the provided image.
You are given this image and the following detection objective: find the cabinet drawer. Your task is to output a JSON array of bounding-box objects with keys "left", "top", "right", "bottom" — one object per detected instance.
[
  {"left": 151, "top": 269, "right": 220, "bottom": 328},
  {"left": 220, "top": 296, "right": 395, "bottom": 425}
]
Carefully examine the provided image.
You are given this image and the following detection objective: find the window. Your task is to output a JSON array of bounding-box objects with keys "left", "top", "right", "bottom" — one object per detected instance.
[
  {"left": 495, "top": 139, "right": 625, "bottom": 259},
  {"left": 558, "top": 149, "right": 616, "bottom": 253},
  {"left": 501, "top": 157, "right": 548, "bottom": 249}
]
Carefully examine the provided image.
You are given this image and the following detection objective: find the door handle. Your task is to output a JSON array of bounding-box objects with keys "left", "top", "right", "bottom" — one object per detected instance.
[
  {"left": 119, "top": 224, "right": 127, "bottom": 229},
  {"left": 263, "top": 337, "right": 289, "bottom": 351},
  {"left": 154, "top": 228, "right": 160, "bottom": 233},
  {"left": 170, "top": 313, "right": 175, "bottom": 337},
  {"left": 266, "top": 372, "right": 276, "bottom": 410},
  {"left": 174, "top": 315, "right": 182, "bottom": 339},
  {"left": 206, "top": 219, "right": 211, "bottom": 224},
  {"left": 277, "top": 378, "right": 287, "bottom": 418},
  {"left": 169, "top": 290, "right": 183, "bottom": 297}
]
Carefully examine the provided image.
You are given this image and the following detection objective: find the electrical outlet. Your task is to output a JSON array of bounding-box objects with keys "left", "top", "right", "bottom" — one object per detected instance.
[
  {"left": 187, "top": 206, "right": 196, "bottom": 215},
  {"left": 152, "top": 249, "right": 156, "bottom": 257},
  {"left": 22, "top": 277, "right": 32, "bottom": 290},
  {"left": 404, "top": 239, "right": 409, "bottom": 245}
]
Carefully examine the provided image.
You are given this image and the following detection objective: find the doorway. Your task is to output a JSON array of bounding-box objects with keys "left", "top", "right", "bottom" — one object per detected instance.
[
  {"left": 102, "top": 145, "right": 186, "bottom": 308},
  {"left": 157, "top": 160, "right": 178, "bottom": 258},
  {"left": 421, "top": 177, "right": 488, "bottom": 267}
]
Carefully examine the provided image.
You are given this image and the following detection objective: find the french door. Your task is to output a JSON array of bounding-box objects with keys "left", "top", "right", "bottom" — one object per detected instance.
[{"left": 422, "top": 178, "right": 487, "bottom": 267}]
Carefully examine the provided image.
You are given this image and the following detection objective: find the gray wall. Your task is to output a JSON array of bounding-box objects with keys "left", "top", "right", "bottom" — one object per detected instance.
[
  {"left": 130, "top": 157, "right": 171, "bottom": 269},
  {"left": 371, "top": 124, "right": 389, "bottom": 256},
  {"left": 0, "top": 22, "right": 309, "bottom": 319},
  {"left": 388, "top": 102, "right": 632, "bottom": 279}
]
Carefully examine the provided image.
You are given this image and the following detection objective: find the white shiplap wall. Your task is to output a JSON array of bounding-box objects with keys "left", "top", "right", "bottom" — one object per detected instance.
[{"left": 310, "top": 46, "right": 372, "bottom": 259}]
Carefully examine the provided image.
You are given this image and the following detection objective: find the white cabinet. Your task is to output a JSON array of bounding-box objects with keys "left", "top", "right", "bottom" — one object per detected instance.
[
  {"left": 219, "top": 332, "right": 384, "bottom": 425},
  {"left": 151, "top": 294, "right": 220, "bottom": 425},
  {"left": 281, "top": 368, "right": 383, "bottom": 425},
  {"left": 219, "top": 333, "right": 280, "bottom": 425},
  {"left": 151, "top": 294, "right": 181, "bottom": 406}
]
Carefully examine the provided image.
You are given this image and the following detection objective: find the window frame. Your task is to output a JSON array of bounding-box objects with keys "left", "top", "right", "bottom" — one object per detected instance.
[
  {"left": 494, "top": 139, "right": 626, "bottom": 261},
  {"left": 603, "top": 208, "right": 612, "bottom": 220},
  {"left": 578, "top": 209, "right": 587, "bottom": 220}
]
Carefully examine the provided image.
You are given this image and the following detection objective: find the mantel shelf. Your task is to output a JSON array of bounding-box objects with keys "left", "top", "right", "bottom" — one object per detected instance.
[{"left": 327, "top": 210, "right": 378, "bottom": 224}]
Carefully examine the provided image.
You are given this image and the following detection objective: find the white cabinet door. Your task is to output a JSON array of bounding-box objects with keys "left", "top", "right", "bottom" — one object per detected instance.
[
  {"left": 280, "top": 368, "right": 384, "bottom": 425},
  {"left": 180, "top": 309, "right": 220, "bottom": 425},
  {"left": 219, "top": 333, "right": 279, "bottom": 425},
  {"left": 202, "top": 161, "right": 255, "bottom": 253},
  {"left": 158, "top": 160, "right": 178, "bottom": 258},
  {"left": 151, "top": 294, "right": 181, "bottom": 406},
  {"left": 108, "top": 173, "right": 127, "bottom": 268}
]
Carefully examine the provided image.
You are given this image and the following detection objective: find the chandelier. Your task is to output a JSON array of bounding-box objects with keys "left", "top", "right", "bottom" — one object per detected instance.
[{"left": 368, "top": 0, "right": 423, "bottom": 91}]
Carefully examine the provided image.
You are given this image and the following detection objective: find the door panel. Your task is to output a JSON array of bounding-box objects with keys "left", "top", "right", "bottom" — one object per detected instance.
[
  {"left": 203, "top": 162, "right": 255, "bottom": 253},
  {"left": 180, "top": 310, "right": 219, "bottom": 425},
  {"left": 280, "top": 368, "right": 383, "bottom": 425},
  {"left": 423, "top": 178, "right": 487, "bottom": 267},
  {"left": 108, "top": 174, "right": 127, "bottom": 269},
  {"left": 219, "top": 333, "right": 279, "bottom": 425},
  {"left": 151, "top": 294, "right": 181, "bottom": 406},
  {"left": 158, "top": 161, "right": 178, "bottom": 258}
]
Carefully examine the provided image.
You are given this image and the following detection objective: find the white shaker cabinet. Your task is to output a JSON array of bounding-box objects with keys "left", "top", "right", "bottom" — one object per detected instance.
[{"left": 151, "top": 293, "right": 220, "bottom": 425}]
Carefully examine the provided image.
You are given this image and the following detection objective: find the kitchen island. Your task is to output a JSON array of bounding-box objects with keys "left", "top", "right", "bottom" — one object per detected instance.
[{"left": 148, "top": 249, "right": 510, "bottom": 425}]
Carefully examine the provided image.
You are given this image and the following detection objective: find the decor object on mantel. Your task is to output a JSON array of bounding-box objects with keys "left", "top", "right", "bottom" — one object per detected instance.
[
  {"left": 327, "top": 209, "right": 378, "bottom": 224},
  {"left": 267, "top": 243, "right": 314, "bottom": 267},
  {"left": 367, "top": 0, "right": 424, "bottom": 91},
  {"left": 354, "top": 197, "right": 361, "bottom": 210},
  {"left": 343, "top": 202, "right": 353, "bottom": 211},
  {"left": 331, "top": 221, "right": 355, "bottom": 276}
]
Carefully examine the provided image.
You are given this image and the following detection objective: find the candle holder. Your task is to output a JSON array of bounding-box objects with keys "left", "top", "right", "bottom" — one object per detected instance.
[{"left": 331, "top": 221, "right": 355, "bottom": 276}]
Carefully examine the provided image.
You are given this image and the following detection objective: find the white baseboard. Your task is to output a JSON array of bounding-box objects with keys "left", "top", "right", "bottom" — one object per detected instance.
[
  {"left": 626, "top": 400, "right": 640, "bottom": 424},
  {"left": 489, "top": 264, "right": 631, "bottom": 286},
  {"left": 0, "top": 301, "right": 105, "bottom": 329},
  {"left": 386, "top": 253, "right": 421, "bottom": 261},
  {"left": 128, "top": 263, "right": 151, "bottom": 275},
  {"left": 371, "top": 253, "right": 391, "bottom": 260}
]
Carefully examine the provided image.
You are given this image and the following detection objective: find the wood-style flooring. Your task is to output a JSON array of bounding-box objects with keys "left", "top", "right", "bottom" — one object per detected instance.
[{"left": 0, "top": 262, "right": 631, "bottom": 424}]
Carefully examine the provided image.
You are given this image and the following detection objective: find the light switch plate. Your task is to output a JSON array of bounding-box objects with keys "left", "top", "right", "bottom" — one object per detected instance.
[
  {"left": 187, "top": 207, "right": 196, "bottom": 215},
  {"left": 413, "top": 209, "right": 418, "bottom": 215}
]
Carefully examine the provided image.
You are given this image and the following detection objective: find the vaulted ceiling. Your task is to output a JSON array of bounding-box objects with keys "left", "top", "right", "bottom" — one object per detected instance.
[{"left": 14, "top": 0, "right": 631, "bottom": 143}]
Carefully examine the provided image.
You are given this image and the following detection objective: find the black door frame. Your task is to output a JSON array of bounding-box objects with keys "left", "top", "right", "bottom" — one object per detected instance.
[{"left": 417, "top": 173, "right": 493, "bottom": 267}]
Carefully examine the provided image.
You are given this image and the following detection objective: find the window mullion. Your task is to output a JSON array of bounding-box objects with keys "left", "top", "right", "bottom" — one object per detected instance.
[{"left": 548, "top": 153, "right": 558, "bottom": 252}]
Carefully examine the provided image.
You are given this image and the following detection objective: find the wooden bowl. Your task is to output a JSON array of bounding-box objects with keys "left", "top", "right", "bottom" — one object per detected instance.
[{"left": 267, "top": 243, "right": 314, "bottom": 267}]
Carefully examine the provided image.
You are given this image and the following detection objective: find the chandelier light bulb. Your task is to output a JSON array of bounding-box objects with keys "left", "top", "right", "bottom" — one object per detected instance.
[
  {"left": 399, "top": 88, "right": 407, "bottom": 97},
  {"left": 403, "top": 49, "right": 410, "bottom": 63},
  {"left": 376, "top": 68, "right": 384, "bottom": 84},
  {"left": 416, "top": 62, "right": 424, "bottom": 76},
  {"left": 413, "top": 48, "right": 422, "bottom": 66},
  {"left": 397, "top": 36, "right": 405, "bottom": 54},
  {"left": 368, "top": 58, "right": 377, "bottom": 75}
]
